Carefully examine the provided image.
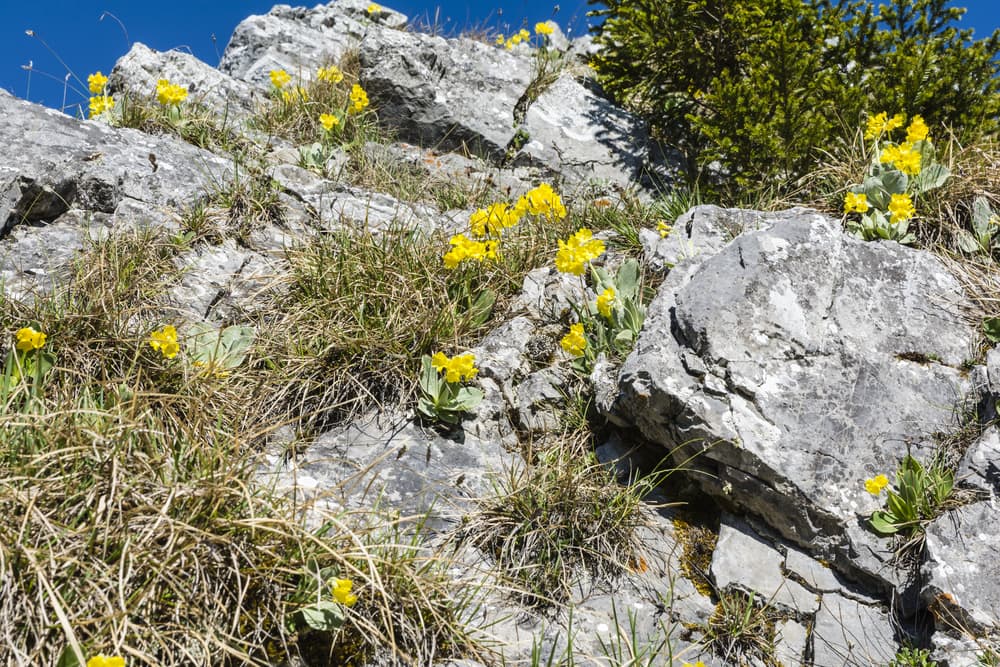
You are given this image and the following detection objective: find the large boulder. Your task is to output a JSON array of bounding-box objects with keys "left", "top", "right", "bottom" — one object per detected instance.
[
  {"left": 614, "top": 205, "right": 978, "bottom": 587},
  {"left": 358, "top": 28, "right": 533, "bottom": 162},
  {"left": 0, "top": 90, "right": 230, "bottom": 297},
  {"left": 110, "top": 43, "right": 261, "bottom": 123},
  {"left": 219, "top": 0, "right": 407, "bottom": 88}
]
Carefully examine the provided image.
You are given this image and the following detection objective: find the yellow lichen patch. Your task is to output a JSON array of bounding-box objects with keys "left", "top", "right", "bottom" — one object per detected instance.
[{"left": 672, "top": 516, "right": 718, "bottom": 597}]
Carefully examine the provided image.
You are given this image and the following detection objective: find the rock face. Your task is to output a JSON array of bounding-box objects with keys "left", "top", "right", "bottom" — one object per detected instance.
[
  {"left": 615, "top": 205, "right": 977, "bottom": 586},
  {"left": 358, "top": 28, "right": 533, "bottom": 162},
  {"left": 0, "top": 89, "right": 230, "bottom": 297},
  {"left": 110, "top": 43, "right": 261, "bottom": 122},
  {"left": 219, "top": 0, "right": 407, "bottom": 87}
]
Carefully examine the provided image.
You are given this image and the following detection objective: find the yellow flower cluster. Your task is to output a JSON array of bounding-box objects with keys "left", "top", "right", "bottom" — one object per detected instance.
[
  {"left": 843, "top": 192, "right": 869, "bottom": 214},
  {"left": 596, "top": 287, "right": 616, "bottom": 319},
  {"left": 470, "top": 202, "right": 520, "bottom": 237},
  {"left": 864, "top": 111, "right": 906, "bottom": 140},
  {"left": 657, "top": 220, "right": 672, "bottom": 238},
  {"left": 269, "top": 69, "right": 292, "bottom": 89},
  {"left": 864, "top": 474, "right": 889, "bottom": 496},
  {"left": 879, "top": 141, "right": 921, "bottom": 176},
  {"left": 149, "top": 325, "right": 179, "bottom": 359},
  {"left": 906, "top": 115, "right": 929, "bottom": 143},
  {"left": 15, "top": 326, "right": 46, "bottom": 352},
  {"left": 330, "top": 577, "right": 358, "bottom": 606},
  {"left": 555, "top": 228, "right": 605, "bottom": 276},
  {"left": 87, "top": 71, "right": 114, "bottom": 119},
  {"left": 88, "top": 72, "right": 108, "bottom": 94},
  {"left": 535, "top": 22, "right": 554, "bottom": 36},
  {"left": 431, "top": 351, "right": 479, "bottom": 383},
  {"left": 443, "top": 234, "right": 499, "bottom": 268},
  {"left": 319, "top": 113, "right": 340, "bottom": 131},
  {"left": 367, "top": 2, "right": 381, "bottom": 14},
  {"left": 560, "top": 323, "right": 587, "bottom": 357},
  {"left": 888, "top": 193, "right": 915, "bottom": 223},
  {"left": 89, "top": 95, "right": 115, "bottom": 118},
  {"left": 499, "top": 28, "right": 531, "bottom": 50},
  {"left": 87, "top": 656, "right": 125, "bottom": 667},
  {"left": 317, "top": 65, "right": 344, "bottom": 84},
  {"left": 156, "top": 78, "right": 187, "bottom": 107},
  {"left": 349, "top": 83, "right": 369, "bottom": 114},
  {"left": 516, "top": 182, "right": 567, "bottom": 220}
]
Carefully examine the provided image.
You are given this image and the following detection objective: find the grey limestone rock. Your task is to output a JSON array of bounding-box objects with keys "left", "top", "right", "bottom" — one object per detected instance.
[
  {"left": 616, "top": 206, "right": 977, "bottom": 588},
  {"left": 358, "top": 28, "right": 532, "bottom": 162},
  {"left": 110, "top": 43, "right": 261, "bottom": 123},
  {"left": 812, "top": 592, "right": 896, "bottom": 666},
  {"left": 220, "top": 0, "right": 406, "bottom": 88},
  {"left": 922, "top": 501, "right": 1000, "bottom": 637}
]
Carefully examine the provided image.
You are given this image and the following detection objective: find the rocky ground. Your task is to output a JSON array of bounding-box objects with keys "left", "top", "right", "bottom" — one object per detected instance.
[{"left": 1, "top": 1, "right": 998, "bottom": 665}]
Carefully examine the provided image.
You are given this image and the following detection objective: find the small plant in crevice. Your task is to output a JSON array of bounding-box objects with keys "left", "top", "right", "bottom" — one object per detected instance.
[
  {"left": 865, "top": 454, "right": 954, "bottom": 537},
  {"left": 888, "top": 646, "right": 938, "bottom": 667},
  {"left": 699, "top": 589, "right": 781, "bottom": 666},
  {"left": 956, "top": 196, "right": 1000, "bottom": 256},
  {"left": 417, "top": 351, "right": 484, "bottom": 424},
  {"left": 453, "top": 432, "right": 652, "bottom": 607}
]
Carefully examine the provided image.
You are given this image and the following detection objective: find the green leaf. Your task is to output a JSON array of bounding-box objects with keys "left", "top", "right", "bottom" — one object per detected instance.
[
  {"left": 869, "top": 510, "right": 901, "bottom": 535},
  {"left": 55, "top": 646, "right": 83, "bottom": 667},
  {"left": 985, "top": 317, "right": 1000, "bottom": 343},
  {"left": 452, "top": 387, "right": 484, "bottom": 411},
  {"left": 880, "top": 169, "right": 908, "bottom": 196},
  {"left": 295, "top": 600, "right": 345, "bottom": 632},
  {"left": 614, "top": 259, "right": 640, "bottom": 300},
  {"left": 912, "top": 163, "right": 950, "bottom": 194},
  {"left": 972, "top": 196, "right": 994, "bottom": 235},
  {"left": 957, "top": 230, "right": 985, "bottom": 254},
  {"left": 467, "top": 289, "right": 496, "bottom": 328},
  {"left": 187, "top": 323, "right": 255, "bottom": 371}
]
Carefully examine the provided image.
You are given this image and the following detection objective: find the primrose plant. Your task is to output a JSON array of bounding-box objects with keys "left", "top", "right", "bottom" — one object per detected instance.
[
  {"left": 417, "top": 352, "right": 484, "bottom": 424},
  {"left": 843, "top": 112, "right": 950, "bottom": 245},
  {"left": 956, "top": 196, "right": 1000, "bottom": 255},
  {"left": 865, "top": 454, "right": 954, "bottom": 536}
]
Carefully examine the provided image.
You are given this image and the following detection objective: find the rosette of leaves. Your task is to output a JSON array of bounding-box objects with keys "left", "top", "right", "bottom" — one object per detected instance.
[
  {"left": 957, "top": 196, "right": 1000, "bottom": 255},
  {"left": 870, "top": 455, "right": 954, "bottom": 536},
  {"left": 286, "top": 564, "right": 348, "bottom": 634},
  {"left": 186, "top": 323, "right": 255, "bottom": 375},
  {"left": 416, "top": 355, "right": 483, "bottom": 425}
]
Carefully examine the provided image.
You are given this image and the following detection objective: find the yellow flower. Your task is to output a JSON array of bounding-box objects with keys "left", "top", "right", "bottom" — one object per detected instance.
[
  {"left": 596, "top": 287, "right": 616, "bottom": 319},
  {"left": 906, "top": 115, "right": 929, "bottom": 143},
  {"left": 431, "top": 352, "right": 479, "bottom": 383},
  {"left": 887, "top": 193, "right": 916, "bottom": 224},
  {"left": 149, "top": 325, "right": 179, "bottom": 359},
  {"left": 682, "top": 662, "right": 706, "bottom": 667},
  {"left": 657, "top": 220, "right": 673, "bottom": 238},
  {"left": 269, "top": 69, "right": 291, "bottom": 89},
  {"left": 15, "top": 326, "right": 46, "bottom": 352},
  {"left": 156, "top": 78, "right": 188, "bottom": 107},
  {"left": 317, "top": 65, "right": 344, "bottom": 84},
  {"left": 518, "top": 28, "right": 530, "bottom": 40},
  {"left": 469, "top": 202, "right": 520, "bottom": 237},
  {"left": 88, "top": 71, "right": 108, "bottom": 94},
  {"left": 864, "top": 474, "right": 890, "bottom": 496},
  {"left": 87, "top": 657, "right": 125, "bottom": 667},
  {"left": 560, "top": 323, "right": 587, "bottom": 357},
  {"left": 319, "top": 113, "right": 340, "bottom": 131},
  {"left": 516, "top": 183, "right": 567, "bottom": 220},
  {"left": 535, "top": 22, "right": 554, "bottom": 36},
  {"left": 843, "top": 192, "right": 869, "bottom": 214},
  {"left": 495, "top": 34, "right": 505, "bottom": 46},
  {"left": 349, "top": 83, "right": 369, "bottom": 114},
  {"left": 88, "top": 95, "right": 115, "bottom": 118},
  {"left": 367, "top": 2, "right": 381, "bottom": 13},
  {"left": 505, "top": 38, "right": 515, "bottom": 50},
  {"left": 864, "top": 112, "right": 888, "bottom": 140},
  {"left": 555, "top": 228, "right": 605, "bottom": 276},
  {"left": 443, "top": 234, "right": 498, "bottom": 268},
  {"left": 894, "top": 142, "right": 922, "bottom": 176},
  {"left": 330, "top": 578, "right": 359, "bottom": 606},
  {"left": 885, "top": 112, "right": 906, "bottom": 132}
]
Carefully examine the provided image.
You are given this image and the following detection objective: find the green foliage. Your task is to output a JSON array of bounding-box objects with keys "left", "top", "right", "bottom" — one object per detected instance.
[
  {"left": 957, "top": 196, "right": 1000, "bottom": 254},
  {"left": 185, "top": 323, "right": 256, "bottom": 376},
  {"left": 416, "top": 354, "right": 484, "bottom": 424},
  {"left": 589, "top": 0, "right": 1000, "bottom": 189},
  {"left": 869, "top": 454, "right": 954, "bottom": 536},
  {"left": 889, "top": 646, "right": 937, "bottom": 667}
]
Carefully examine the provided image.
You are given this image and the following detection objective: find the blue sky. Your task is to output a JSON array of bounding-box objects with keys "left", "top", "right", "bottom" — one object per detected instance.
[{"left": 1, "top": 0, "right": 998, "bottom": 113}]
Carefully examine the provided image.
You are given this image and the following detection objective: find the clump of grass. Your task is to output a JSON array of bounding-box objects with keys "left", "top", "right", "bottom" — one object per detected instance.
[
  {"left": 0, "top": 226, "right": 491, "bottom": 665},
  {"left": 260, "top": 213, "right": 574, "bottom": 431},
  {"left": 699, "top": 589, "right": 781, "bottom": 666},
  {"left": 114, "top": 92, "right": 253, "bottom": 156},
  {"left": 453, "top": 431, "right": 652, "bottom": 607}
]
